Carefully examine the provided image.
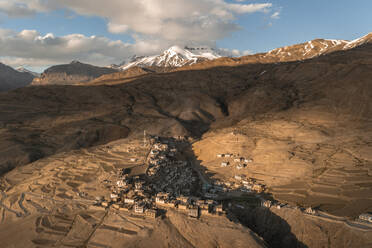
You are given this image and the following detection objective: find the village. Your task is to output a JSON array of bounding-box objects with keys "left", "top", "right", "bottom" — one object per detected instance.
[
  {"left": 90, "top": 135, "right": 372, "bottom": 225},
  {"left": 93, "top": 135, "right": 227, "bottom": 219}
]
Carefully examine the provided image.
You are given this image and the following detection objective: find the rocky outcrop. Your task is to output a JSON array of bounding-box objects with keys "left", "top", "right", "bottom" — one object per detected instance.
[{"left": 31, "top": 61, "right": 117, "bottom": 86}]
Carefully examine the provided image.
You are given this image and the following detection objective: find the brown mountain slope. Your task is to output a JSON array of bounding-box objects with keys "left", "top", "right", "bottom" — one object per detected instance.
[
  {"left": 1, "top": 41, "right": 372, "bottom": 248},
  {"left": 0, "top": 43, "right": 371, "bottom": 223},
  {"left": 177, "top": 32, "right": 372, "bottom": 71},
  {"left": 88, "top": 66, "right": 152, "bottom": 85},
  {"left": 0, "top": 44, "right": 372, "bottom": 175}
]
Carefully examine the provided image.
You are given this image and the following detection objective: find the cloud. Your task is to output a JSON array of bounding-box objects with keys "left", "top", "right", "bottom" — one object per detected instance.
[
  {"left": 0, "top": 28, "right": 249, "bottom": 70},
  {"left": 271, "top": 11, "right": 280, "bottom": 19},
  {"left": 0, "top": 1, "right": 275, "bottom": 69},
  {"left": 0, "top": 28, "right": 165, "bottom": 69},
  {"left": 0, "top": 0, "right": 272, "bottom": 44},
  {"left": 0, "top": 1, "right": 36, "bottom": 17},
  {"left": 218, "top": 48, "right": 252, "bottom": 57}
]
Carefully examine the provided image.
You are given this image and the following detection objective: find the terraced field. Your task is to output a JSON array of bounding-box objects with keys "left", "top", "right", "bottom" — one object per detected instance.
[
  {"left": 193, "top": 115, "right": 372, "bottom": 218},
  {"left": 0, "top": 138, "right": 266, "bottom": 248}
]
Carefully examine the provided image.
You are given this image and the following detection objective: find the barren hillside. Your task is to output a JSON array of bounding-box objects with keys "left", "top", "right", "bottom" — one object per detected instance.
[{"left": 0, "top": 40, "right": 372, "bottom": 248}]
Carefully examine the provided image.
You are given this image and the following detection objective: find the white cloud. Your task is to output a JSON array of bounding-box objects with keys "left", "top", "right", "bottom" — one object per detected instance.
[
  {"left": 0, "top": 29, "right": 165, "bottom": 69},
  {"left": 0, "top": 0, "right": 272, "bottom": 44},
  {"left": 107, "top": 23, "right": 129, "bottom": 34},
  {"left": 271, "top": 11, "right": 280, "bottom": 19},
  {"left": 218, "top": 48, "right": 252, "bottom": 57},
  {"left": 242, "top": 50, "right": 252, "bottom": 55},
  {"left": 0, "top": 1, "right": 35, "bottom": 17},
  {"left": 0, "top": 1, "right": 275, "bottom": 69}
]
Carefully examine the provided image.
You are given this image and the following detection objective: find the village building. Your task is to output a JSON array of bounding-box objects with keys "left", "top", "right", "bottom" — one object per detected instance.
[
  {"left": 178, "top": 204, "right": 188, "bottom": 210},
  {"left": 124, "top": 198, "right": 135, "bottom": 204},
  {"left": 134, "top": 203, "right": 145, "bottom": 214},
  {"left": 188, "top": 207, "right": 199, "bottom": 218},
  {"left": 236, "top": 164, "right": 245, "bottom": 170},
  {"left": 261, "top": 200, "right": 272, "bottom": 208},
  {"left": 200, "top": 209, "right": 210, "bottom": 216},
  {"left": 359, "top": 213, "right": 372, "bottom": 223},
  {"left": 155, "top": 197, "right": 166, "bottom": 205},
  {"left": 234, "top": 175, "right": 245, "bottom": 181},
  {"left": 145, "top": 209, "right": 158, "bottom": 219},
  {"left": 221, "top": 162, "right": 229, "bottom": 167},
  {"left": 305, "top": 207, "right": 317, "bottom": 215},
  {"left": 215, "top": 205, "right": 224, "bottom": 214}
]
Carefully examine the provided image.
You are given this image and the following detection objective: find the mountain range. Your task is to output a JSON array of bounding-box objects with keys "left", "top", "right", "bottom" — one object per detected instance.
[
  {"left": 111, "top": 46, "right": 222, "bottom": 71},
  {"left": 1, "top": 33, "right": 371, "bottom": 89}
]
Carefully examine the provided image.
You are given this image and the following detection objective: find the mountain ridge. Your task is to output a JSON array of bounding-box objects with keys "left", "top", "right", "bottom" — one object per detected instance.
[
  {"left": 0, "top": 63, "right": 35, "bottom": 91},
  {"left": 112, "top": 45, "right": 222, "bottom": 71},
  {"left": 176, "top": 32, "right": 372, "bottom": 71},
  {"left": 16, "top": 66, "right": 41, "bottom": 78},
  {"left": 31, "top": 61, "right": 118, "bottom": 86}
]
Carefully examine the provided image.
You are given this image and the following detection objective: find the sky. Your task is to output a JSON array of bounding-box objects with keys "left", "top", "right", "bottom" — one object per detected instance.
[{"left": 0, "top": 0, "right": 371, "bottom": 72}]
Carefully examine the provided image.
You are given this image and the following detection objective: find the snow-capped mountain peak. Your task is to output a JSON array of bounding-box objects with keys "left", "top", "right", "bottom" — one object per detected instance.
[
  {"left": 115, "top": 46, "right": 222, "bottom": 71},
  {"left": 16, "top": 66, "right": 41, "bottom": 77}
]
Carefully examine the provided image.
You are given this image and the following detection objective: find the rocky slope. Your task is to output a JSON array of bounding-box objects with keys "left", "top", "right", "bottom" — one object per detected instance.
[
  {"left": 1, "top": 35, "right": 372, "bottom": 248},
  {"left": 0, "top": 63, "right": 35, "bottom": 91},
  {"left": 179, "top": 32, "right": 372, "bottom": 71},
  {"left": 31, "top": 61, "right": 117, "bottom": 86},
  {"left": 89, "top": 66, "right": 152, "bottom": 85}
]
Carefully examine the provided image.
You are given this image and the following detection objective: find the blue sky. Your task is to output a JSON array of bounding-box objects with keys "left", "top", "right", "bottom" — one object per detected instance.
[
  {"left": 0, "top": 0, "right": 371, "bottom": 71},
  {"left": 218, "top": 0, "right": 372, "bottom": 53}
]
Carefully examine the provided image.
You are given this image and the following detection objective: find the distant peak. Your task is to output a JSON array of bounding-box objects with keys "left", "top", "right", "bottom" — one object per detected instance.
[
  {"left": 70, "top": 60, "right": 82, "bottom": 64},
  {"left": 116, "top": 45, "right": 221, "bottom": 71}
]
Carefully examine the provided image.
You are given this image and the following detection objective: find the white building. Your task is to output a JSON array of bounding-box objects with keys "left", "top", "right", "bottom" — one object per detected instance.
[
  {"left": 359, "top": 213, "right": 372, "bottom": 223},
  {"left": 124, "top": 198, "right": 135, "bottom": 204},
  {"left": 134, "top": 204, "right": 144, "bottom": 214},
  {"left": 221, "top": 162, "right": 229, "bottom": 167},
  {"left": 110, "top": 193, "right": 119, "bottom": 199}
]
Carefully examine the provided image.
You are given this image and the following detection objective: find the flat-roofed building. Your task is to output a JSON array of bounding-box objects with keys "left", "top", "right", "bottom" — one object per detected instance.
[
  {"left": 145, "top": 209, "right": 158, "bottom": 219},
  {"left": 359, "top": 213, "right": 372, "bottom": 223},
  {"left": 188, "top": 207, "right": 199, "bottom": 218}
]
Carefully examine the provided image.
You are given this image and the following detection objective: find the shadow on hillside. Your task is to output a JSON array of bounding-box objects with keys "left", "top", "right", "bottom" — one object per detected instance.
[
  {"left": 182, "top": 140, "right": 308, "bottom": 248},
  {"left": 231, "top": 206, "right": 308, "bottom": 248},
  {"left": 2, "top": 43, "right": 371, "bottom": 178}
]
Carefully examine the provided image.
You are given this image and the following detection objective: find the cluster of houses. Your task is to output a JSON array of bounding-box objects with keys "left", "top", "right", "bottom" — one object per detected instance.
[
  {"left": 147, "top": 137, "right": 199, "bottom": 196},
  {"left": 199, "top": 174, "right": 266, "bottom": 201},
  {"left": 232, "top": 174, "right": 266, "bottom": 193},
  {"left": 217, "top": 153, "right": 253, "bottom": 170},
  {"left": 155, "top": 192, "right": 225, "bottom": 218},
  {"left": 261, "top": 199, "right": 318, "bottom": 215},
  {"left": 93, "top": 136, "right": 225, "bottom": 219}
]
